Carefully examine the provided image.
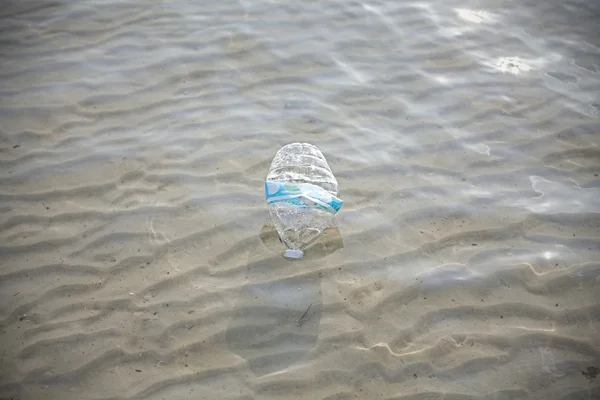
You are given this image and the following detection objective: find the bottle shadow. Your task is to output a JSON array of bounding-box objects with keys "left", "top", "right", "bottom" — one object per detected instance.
[{"left": 224, "top": 217, "right": 343, "bottom": 377}]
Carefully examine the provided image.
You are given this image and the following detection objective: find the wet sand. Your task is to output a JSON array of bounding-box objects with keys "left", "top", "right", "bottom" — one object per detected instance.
[{"left": 1, "top": 0, "right": 599, "bottom": 399}]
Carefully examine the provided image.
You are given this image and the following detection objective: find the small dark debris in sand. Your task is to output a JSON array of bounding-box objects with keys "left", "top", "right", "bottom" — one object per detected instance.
[
  {"left": 297, "top": 304, "right": 312, "bottom": 327},
  {"left": 19, "top": 315, "right": 26, "bottom": 321},
  {"left": 555, "top": 303, "right": 559, "bottom": 307},
  {"left": 582, "top": 366, "right": 599, "bottom": 381},
  {"left": 413, "top": 373, "right": 418, "bottom": 378},
  {"left": 13, "top": 145, "right": 20, "bottom": 149},
  {"left": 13, "top": 292, "right": 19, "bottom": 297},
  {"left": 472, "top": 243, "right": 477, "bottom": 246},
  {"left": 135, "top": 369, "right": 142, "bottom": 372}
]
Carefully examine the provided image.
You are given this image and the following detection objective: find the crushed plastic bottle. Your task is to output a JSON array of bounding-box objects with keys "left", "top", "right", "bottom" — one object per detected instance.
[{"left": 265, "top": 143, "right": 343, "bottom": 259}]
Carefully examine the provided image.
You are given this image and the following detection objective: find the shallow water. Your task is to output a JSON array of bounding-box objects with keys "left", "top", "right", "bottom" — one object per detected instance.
[{"left": 1, "top": 0, "right": 599, "bottom": 399}]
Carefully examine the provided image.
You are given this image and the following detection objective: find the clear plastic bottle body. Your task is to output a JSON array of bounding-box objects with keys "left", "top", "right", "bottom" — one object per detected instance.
[{"left": 266, "top": 143, "right": 340, "bottom": 259}]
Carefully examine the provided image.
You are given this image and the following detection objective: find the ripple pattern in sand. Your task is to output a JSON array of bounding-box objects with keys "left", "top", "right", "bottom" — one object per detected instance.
[{"left": 1, "top": 0, "right": 599, "bottom": 399}]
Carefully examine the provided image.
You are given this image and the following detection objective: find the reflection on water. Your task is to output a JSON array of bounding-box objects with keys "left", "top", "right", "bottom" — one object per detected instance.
[
  {"left": 455, "top": 9, "right": 492, "bottom": 24},
  {"left": 495, "top": 56, "right": 533, "bottom": 74}
]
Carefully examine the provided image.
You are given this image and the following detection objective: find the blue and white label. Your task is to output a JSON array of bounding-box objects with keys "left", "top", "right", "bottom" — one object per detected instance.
[{"left": 265, "top": 181, "right": 343, "bottom": 214}]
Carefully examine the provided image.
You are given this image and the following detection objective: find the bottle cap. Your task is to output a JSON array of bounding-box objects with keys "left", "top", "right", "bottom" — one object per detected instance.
[{"left": 283, "top": 249, "right": 304, "bottom": 259}]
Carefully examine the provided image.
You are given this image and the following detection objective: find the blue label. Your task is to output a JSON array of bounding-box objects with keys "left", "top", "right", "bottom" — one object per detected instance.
[{"left": 265, "top": 181, "right": 343, "bottom": 214}]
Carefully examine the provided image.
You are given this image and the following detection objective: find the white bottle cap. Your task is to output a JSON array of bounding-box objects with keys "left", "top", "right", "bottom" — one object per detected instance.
[{"left": 283, "top": 249, "right": 304, "bottom": 259}]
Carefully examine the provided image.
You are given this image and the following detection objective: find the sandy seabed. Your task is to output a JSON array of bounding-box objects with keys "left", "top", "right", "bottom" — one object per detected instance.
[{"left": 1, "top": 1, "right": 599, "bottom": 399}]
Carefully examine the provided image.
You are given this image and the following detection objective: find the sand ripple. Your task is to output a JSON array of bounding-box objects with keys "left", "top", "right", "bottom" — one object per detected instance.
[{"left": 1, "top": 0, "right": 599, "bottom": 399}]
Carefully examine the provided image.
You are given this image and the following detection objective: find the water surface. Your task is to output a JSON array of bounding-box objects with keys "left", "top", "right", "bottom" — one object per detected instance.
[{"left": 1, "top": 0, "right": 599, "bottom": 399}]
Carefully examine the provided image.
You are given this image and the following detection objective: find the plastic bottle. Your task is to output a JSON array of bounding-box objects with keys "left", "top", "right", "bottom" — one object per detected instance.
[{"left": 265, "top": 143, "right": 343, "bottom": 259}]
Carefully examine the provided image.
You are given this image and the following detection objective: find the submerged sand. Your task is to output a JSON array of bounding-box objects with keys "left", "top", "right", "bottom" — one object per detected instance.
[{"left": 1, "top": 0, "right": 599, "bottom": 399}]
